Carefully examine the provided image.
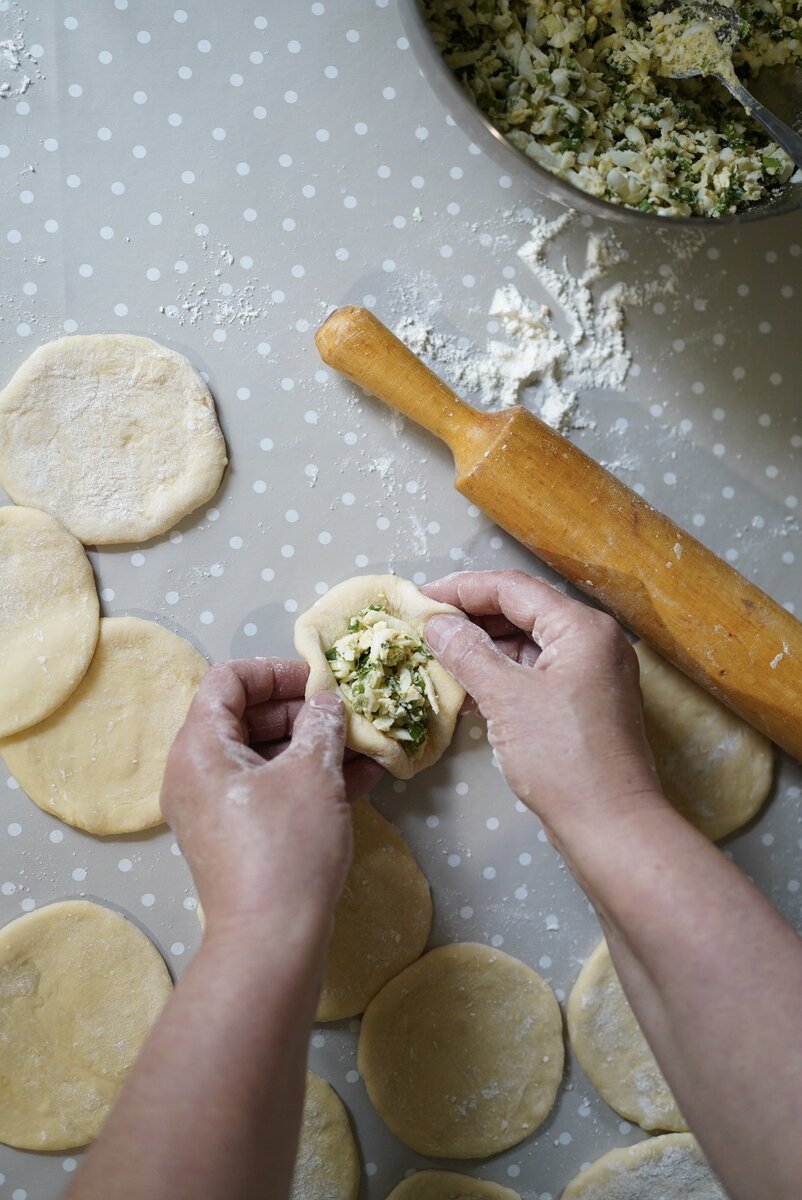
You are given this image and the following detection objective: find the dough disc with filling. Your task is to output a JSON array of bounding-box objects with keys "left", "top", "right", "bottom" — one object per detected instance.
[
  {"left": 358, "top": 943, "right": 564, "bottom": 1158},
  {"left": 291, "top": 1072, "right": 360, "bottom": 1200},
  {"left": 562, "top": 1133, "right": 727, "bottom": 1199},
  {"left": 636, "top": 641, "right": 773, "bottom": 840},
  {"left": 568, "top": 939, "right": 686, "bottom": 1132},
  {"left": 295, "top": 575, "right": 465, "bottom": 780},
  {"left": 385, "top": 1171, "right": 522, "bottom": 1200},
  {"left": 0, "top": 506, "right": 99, "bottom": 737},
  {"left": 0, "top": 616, "right": 208, "bottom": 834},
  {"left": 0, "top": 334, "right": 227, "bottom": 544},
  {"left": 317, "top": 799, "right": 432, "bottom": 1021},
  {"left": 0, "top": 900, "right": 172, "bottom": 1151}
]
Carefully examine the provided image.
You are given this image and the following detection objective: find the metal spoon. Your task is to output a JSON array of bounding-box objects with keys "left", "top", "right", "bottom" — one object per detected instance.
[{"left": 657, "top": 1, "right": 802, "bottom": 172}]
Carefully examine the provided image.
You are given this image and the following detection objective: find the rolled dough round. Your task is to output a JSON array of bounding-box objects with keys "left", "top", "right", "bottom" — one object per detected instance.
[
  {"left": 0, "top": 506, "right": 99, "bottom": 738},
  {"left": 0, "top": 900, "right": 172, "bottom": 1151},
  {"left": 636, "top": 641, "right": 773, "bottom": 840},
  {"left": 357, "top": 942, "right": 564, "bottom": 1158},
  {"left": 295, "top": 574, "right": 465, "bottom": 780},
  {"left": 562, "top": 1133, "right": 727, "bottom": 1199},
  {"left": 317, "top": 799, "right": 432, "bottom": 1021},
  {"left": 385, "top": 1171, "right": 522, "bottom": 1200},
  {"left": 0, "top": 334, "right": 227, "bottom": 545},
  {"left": 0, "top": 616, "right": 208, "bottom": 834},
  {"left": 291, "top": 1072, "right": 360, "bottom": 1200},
  {"left": 567, "top": 938, "right": 686, "bottom": 1132}
]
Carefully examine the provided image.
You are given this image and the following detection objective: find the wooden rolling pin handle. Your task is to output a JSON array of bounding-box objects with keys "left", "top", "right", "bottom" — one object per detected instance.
[
  {"left": 316, "top": 306, "right": 497, "bottom": 454},
  {"left": 316, "top": 305, "right": 802, "bottom": 763}
]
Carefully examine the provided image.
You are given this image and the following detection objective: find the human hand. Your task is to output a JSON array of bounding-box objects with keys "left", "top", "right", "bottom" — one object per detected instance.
[
  {"left": 161, "top": 658, "right": 383, "bottom": 947},
  {"left": 422, "top": 570, "right": 665, "bottom": 839}
]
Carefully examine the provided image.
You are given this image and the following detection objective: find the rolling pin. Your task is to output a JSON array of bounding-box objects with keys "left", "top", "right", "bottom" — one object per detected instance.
[{"left": 316, "top": 305, "right": 802, "bottom": 763}]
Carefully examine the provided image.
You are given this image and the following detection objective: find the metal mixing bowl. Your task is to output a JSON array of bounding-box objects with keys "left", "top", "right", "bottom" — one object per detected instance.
[{"left": 400, "top": 0, "right": 802, "bottom": 225}]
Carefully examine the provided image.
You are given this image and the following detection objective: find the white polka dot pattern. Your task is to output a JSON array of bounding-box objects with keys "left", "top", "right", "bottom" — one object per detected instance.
[{"left": 0, "top": 2, "right": 800, "bottom": 1197}]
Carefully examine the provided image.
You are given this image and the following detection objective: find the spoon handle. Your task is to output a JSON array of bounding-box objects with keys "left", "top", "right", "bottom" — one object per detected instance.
[{"left": 720, "top": 74, "right": 802, "bottom": 171}]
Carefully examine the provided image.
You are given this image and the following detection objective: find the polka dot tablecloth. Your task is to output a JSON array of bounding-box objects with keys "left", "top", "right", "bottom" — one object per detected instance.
[{"left": 0, "top": 3, "right": 800, "bottom": 1198}]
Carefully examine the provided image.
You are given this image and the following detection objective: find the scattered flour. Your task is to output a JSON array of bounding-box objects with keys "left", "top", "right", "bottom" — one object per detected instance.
[
  {"left": 0, "top": 4, "right": 43, "bottom": 103},
  {"left": 162, "top": 239, "right": 274, "bottom": 337},
  {"left": 395, "top": 212, "right": 673, "bottom": 433},
  {"left": 0, "top": 38, "right": 29, "bottom": 98}
]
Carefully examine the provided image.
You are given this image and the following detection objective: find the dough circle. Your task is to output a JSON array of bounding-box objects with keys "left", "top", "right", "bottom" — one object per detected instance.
[
  {"left": 385, "top": 1171, "right": 522, "bottom": 1200},
  {"left": 0, "top": 506, "right": 99, "bottom": 737},
  {"left": 291, "top": 1072, "right": 360, "bottom": 1200},
  {"left": 317, "top": 799, "right": 432, "bottom": 1021},
  {"left": 0, "top": 616, "right": 208, "bottom": 834},
  {"left": 636, "top": 641, "right": 773, "bottom": 840},
  {"left": 561, "top": 1133, "right": 727, "bottom": 1199},
  {"left": 0, "top": 900, "right": 172, "bottom": 1151},
  {"left": 358, "top": 942, "right": 564, "bottom": 1158},
  {"left": 295, "top": 574, "right": 465, "bottom": 779},
  {"left": 567, "top": 939, "right": 686, "bottom": 1132},
  {"left": 0, "top": 334, "right": 227, "bottom": 544}
]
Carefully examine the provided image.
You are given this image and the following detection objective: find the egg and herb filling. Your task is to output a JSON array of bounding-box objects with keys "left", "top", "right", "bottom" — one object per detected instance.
[
  {"left": 423, "top": 0, "right": 802, "bottom": 217},
  {"left": 325, "top": 602, "right": 439, "bottom": 756}
]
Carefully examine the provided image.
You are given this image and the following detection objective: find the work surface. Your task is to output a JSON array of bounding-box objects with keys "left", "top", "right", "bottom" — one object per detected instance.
[{"left": 1, "top": 3, "right": 801, "bottom": 1197}]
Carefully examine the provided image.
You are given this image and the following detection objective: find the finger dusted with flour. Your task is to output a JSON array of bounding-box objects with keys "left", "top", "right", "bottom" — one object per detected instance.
[
  {"left": 161, "top": 658, "right": 371, "bottom": 939},
  {"left": 0, "top": 334, "right": 227, "bottom": 545}
]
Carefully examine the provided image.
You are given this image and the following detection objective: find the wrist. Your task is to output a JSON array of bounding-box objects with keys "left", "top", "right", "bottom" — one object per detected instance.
[
  {"left": 544, "top": 788, "right": 695, "bottom": 899},
  {"left": 541, "top": 784, "right": 672, "bottom": 859},
  {"left": 201, "top": 904, "right": 334, "bottom": 984}
]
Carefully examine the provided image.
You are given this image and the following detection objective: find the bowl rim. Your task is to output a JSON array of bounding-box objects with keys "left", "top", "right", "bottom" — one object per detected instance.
[{"left": 400, "top": 0, "right": 801, "bottom": 226}]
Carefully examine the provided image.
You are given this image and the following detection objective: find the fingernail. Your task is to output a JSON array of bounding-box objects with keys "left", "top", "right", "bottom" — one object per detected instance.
[
  {"left": 425, "top": 614, "right": 463, "bottom": 654},
  {"left": 310, "top": 690, "right": 342, "bottom": 710}
]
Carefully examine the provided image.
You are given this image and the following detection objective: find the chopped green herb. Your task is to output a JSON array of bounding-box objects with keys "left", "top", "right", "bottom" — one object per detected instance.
[
  {"left": 422, "top": 0, "right": 797, "bottom": 217},
  {"left": 325, "top": 599, "right": 439, "bottom": 756}
]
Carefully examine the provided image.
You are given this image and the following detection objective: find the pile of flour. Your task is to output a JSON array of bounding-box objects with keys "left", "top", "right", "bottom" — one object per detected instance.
[
  {"left": 0, "top": 3, "right": 42, "bottom": 102},
  {"left": 396, "top": 212, "right": 656, "bottom": 433},
  {"left": 0, "top": 38, "right": 30, "bottom": 98}
]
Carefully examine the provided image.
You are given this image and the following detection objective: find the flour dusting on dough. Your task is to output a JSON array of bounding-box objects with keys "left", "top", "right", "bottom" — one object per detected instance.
[{"left": 563, "top": 1134, "right": 727, "bottom": 1199}]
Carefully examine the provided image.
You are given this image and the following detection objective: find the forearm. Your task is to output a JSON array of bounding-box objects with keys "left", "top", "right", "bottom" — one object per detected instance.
[
  {"left": 552, "top": 796, "right": 802, "bottom": 1200},
  {"left": 67, "top": 920, "right": 328, "bottom": 1200}
]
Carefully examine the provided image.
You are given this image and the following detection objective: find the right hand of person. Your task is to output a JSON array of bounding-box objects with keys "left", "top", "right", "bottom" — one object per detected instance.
[{"left": 422, "top": 570, "right": 666, "bottom": 838}]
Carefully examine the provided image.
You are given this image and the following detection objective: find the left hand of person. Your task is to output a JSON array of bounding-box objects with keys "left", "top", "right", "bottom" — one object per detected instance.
[{"left": 161, "top": 658, "right": 383, "bottom": 948}]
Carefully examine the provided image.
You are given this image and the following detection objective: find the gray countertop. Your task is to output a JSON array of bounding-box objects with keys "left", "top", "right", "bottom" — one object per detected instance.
[{"left": 0, "top": 3, "right": 800, "bottom": 1198}]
